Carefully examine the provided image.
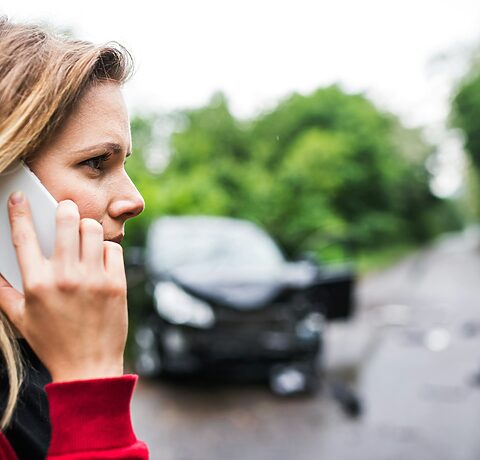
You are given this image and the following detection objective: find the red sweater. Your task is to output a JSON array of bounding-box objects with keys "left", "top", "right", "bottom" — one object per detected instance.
[{"left": 0, "top": 374, "right": 149, "bottom": 459}]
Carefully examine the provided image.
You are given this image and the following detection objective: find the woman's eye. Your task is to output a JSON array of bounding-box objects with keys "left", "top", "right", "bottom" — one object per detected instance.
[{"left": 81, "top": 153, "right": 111, "bottom": 172}]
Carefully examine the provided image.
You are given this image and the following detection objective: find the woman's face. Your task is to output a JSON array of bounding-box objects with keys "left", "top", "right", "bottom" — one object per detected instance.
[{"left": 27, "top": 82, "right": 145, "bottom": 244}]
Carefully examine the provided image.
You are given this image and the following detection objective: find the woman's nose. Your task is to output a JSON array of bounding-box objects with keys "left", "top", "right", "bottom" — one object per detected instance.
[{"left": 109, "top": 176, "right": 145, "bottom": 220}]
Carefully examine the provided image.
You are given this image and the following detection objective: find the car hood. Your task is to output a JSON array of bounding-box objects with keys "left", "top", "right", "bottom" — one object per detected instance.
[{"left": 168, "top": 262, "right": 319, "bottom": 310}]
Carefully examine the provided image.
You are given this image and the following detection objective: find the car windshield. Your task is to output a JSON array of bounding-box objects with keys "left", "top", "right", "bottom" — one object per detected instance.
[{"left": 147, "top": 217, "right": 284, "bottom": 273}]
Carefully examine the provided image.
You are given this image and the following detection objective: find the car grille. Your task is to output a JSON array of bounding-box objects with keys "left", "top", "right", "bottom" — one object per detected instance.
[{"left": 212, "top": 302, "right": 303, "bottom": 334}]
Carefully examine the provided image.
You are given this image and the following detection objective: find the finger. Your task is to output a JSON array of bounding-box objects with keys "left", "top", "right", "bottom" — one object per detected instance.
[
  {"left": 53, "top": 200, "right": 80, "bottom": 267},
  {"left": 8, "top": 192, "right": 44, "bottom": 282},
  {"left": 0, "top": 274, "right": 24, "bottom": 329},
  {"left": 103, "top": 242, "right": 126, "bottom": 283},
  {"left": 80, "top": 218, "right": 104, "bottom": 270}
]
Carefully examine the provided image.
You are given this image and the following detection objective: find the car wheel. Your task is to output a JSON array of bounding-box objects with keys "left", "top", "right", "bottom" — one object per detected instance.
[
  {"left": 269, "top": 352, "right": 322, "bottom": 396},
  {"left": 269, "top": 364, "right": 313, "bottom": 396}
]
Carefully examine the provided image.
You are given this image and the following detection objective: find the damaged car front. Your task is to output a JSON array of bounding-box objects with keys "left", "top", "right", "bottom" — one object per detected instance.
[{"left": 131, "top": 216, "right": 354, "bottom": 395}]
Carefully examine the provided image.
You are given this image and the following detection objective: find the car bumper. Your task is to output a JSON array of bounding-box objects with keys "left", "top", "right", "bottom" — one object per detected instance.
[{"left": 158, "top": 325, "right": 321, "bottom": 374}]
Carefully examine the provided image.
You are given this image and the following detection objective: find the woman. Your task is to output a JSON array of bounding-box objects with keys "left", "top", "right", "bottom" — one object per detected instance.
[{"left": 0, "top": 17, "right": 149, "bottom": 459}]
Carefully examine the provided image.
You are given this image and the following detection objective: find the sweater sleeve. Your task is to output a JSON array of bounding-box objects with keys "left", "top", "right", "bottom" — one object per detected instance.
[
  {"left": 44, "top": 374, "right": 149, "bottom": 460},
  {"left": 0, "top": 432, "right": 18, "bottom": 460}
]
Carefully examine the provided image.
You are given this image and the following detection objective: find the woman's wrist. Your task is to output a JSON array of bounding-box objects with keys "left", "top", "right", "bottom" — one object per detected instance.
[{"left": 51, "top": 362, "right": 124, "bottom": 382}]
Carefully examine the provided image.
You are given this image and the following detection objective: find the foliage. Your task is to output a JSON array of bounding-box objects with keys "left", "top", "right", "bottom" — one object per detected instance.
[
  {"left": 451, "top": 66, "right": 480, "bottom": 169},
  {"left": 450, "top": 52, "right": 480, "bottom": 222},
  {"left": 125, "top": 86, "right": 460, "bottom": 264}
]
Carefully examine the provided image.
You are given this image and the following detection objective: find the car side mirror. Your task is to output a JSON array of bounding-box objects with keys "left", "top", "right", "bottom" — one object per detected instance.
[{"left": 297, "top": 251, "right": 319, "bottom": 265}]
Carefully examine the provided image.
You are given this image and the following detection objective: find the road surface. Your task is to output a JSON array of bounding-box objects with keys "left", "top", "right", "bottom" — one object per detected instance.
[{"left": 131, "top": 230, "right": 480, "bottom": 460}]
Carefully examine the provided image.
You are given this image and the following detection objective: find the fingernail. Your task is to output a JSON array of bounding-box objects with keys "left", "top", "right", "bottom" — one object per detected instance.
[{"left": 9, "top": 191, "right": 24, "bottom": 205}]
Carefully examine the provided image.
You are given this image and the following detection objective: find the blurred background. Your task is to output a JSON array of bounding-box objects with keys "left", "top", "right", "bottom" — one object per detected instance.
[{"left": 4, "top": 1, "right": 480, "bottom": 458}]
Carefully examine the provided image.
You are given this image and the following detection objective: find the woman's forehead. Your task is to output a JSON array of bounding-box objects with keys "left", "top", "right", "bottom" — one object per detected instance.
[{"left": 49, "top": 83, "right": 131, "bottom": 154}]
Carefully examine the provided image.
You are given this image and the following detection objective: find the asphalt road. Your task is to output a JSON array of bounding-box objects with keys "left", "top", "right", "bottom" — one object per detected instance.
[{"left": 131, "top": 230, "right": 480, "bottom": 460}]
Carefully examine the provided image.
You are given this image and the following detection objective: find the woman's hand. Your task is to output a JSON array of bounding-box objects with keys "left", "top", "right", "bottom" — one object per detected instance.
[{"left": 0, "top": 192, "right": 128, "bottom": 382}]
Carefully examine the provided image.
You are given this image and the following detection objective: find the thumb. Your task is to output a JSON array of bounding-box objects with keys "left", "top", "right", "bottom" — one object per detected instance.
[{"left": 0, "top": 274, "right": 24, "bottom": 332}]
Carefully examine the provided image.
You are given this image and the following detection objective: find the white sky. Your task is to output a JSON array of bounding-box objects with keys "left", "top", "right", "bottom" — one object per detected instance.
[
  {"left": 2, "top": 0, "right": 480, "bottom": 195},
  {"left": 2, "top": 0, "right": 479, "bottom": 123}
]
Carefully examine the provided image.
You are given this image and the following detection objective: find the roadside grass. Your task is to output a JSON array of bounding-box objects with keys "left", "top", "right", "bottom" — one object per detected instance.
[{"left": 353, "top": 243, "right": 418, "bottom": 276}]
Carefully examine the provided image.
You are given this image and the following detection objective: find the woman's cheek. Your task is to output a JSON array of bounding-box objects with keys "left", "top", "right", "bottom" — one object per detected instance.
[{"left": 74, "top": 191, "right": 106, "bottom": 221}]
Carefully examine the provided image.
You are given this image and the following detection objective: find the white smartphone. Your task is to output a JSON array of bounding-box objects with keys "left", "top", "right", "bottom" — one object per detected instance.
[{"left": 0, "top": 161, "right": 57, "bottom": 293}]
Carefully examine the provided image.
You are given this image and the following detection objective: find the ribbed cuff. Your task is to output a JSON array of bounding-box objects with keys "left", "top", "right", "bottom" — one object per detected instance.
[{"left": 45, "top": 374, "right": 139, "bottom": 455}]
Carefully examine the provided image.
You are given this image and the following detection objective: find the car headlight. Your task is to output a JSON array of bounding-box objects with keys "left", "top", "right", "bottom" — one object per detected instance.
[
  {"left": 153, "top": 281, "right": 215, "bottom": 329},
  {"left": 296, "top": 312, "right": 325, "bottom": 339}
]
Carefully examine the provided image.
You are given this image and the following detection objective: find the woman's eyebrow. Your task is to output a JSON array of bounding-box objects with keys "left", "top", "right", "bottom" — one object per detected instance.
[{"left": 72, "top": 142, "right": 132, "bottom": 156}]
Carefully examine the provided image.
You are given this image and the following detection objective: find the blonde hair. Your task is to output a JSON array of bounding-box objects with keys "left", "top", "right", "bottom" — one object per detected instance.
[{"left": 0, "top": 16, "right": 134, "bottom": 429}]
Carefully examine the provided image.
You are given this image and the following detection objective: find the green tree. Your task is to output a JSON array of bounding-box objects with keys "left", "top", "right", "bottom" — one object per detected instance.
[
  {"left": 450, "top": 52, "right": 480, "bottom": 220},
  {"left": 126, "top": 86, "right": 458, "bottom": 264},
  {"left": 452, "top": 69, "right": 480, "bottom": 169}
]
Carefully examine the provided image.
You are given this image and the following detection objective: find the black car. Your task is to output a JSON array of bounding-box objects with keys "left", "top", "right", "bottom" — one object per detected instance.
[{"left": 128, "top": 216, "right": 355, "bottom": 395}]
